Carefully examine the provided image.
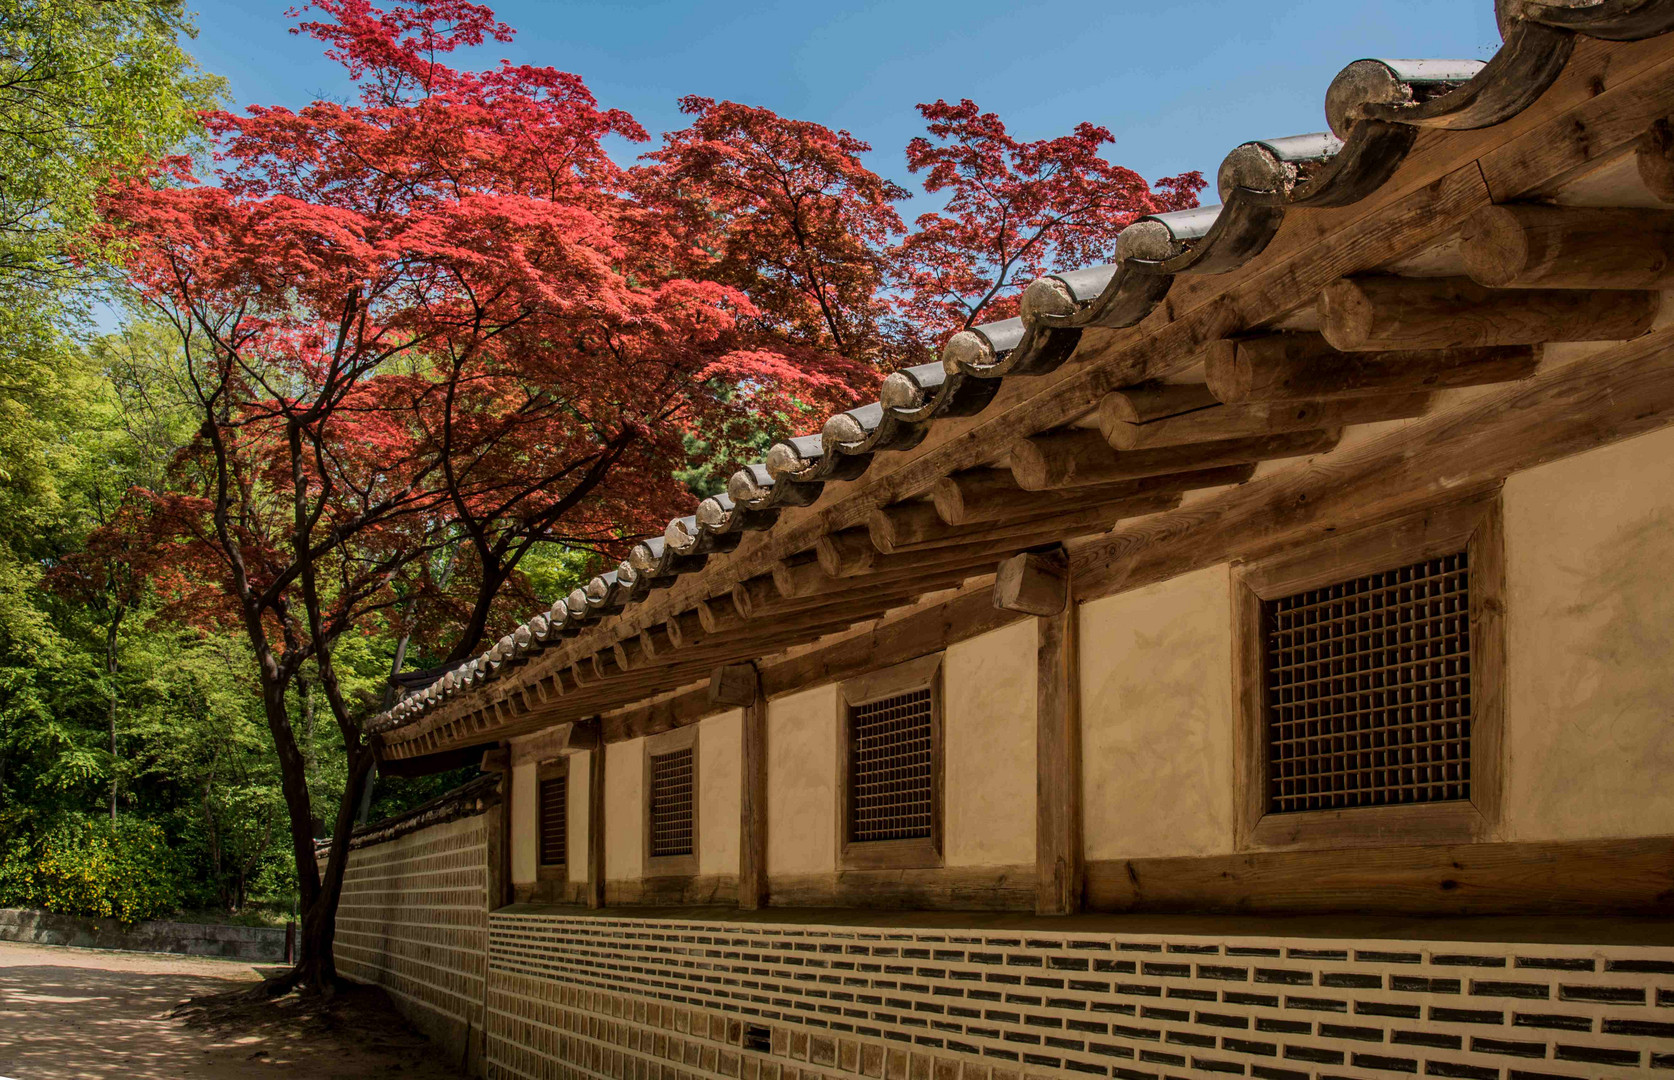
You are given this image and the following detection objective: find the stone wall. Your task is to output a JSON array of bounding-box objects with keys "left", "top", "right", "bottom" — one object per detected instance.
[
  {"left": 335, "top": 803, "right": 496, "bottom": 1075},
  {"left": 0, "top": 907, "right": 288, "bottom": 961},
  {"left": 483, "top": 910, "right": 1674, "bottom": 1080}
]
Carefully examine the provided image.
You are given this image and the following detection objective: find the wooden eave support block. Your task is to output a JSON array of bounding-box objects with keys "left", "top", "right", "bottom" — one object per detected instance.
[
  {"left": 708, "top": 661, "right": 760, "bottom": 708},
  {"left": 994, "top": 547, "right": 1070, "bottom": 617},
  {"left": 1205, "top": 334, "right": 1540, "bottom": 404},
  {"left": 1320, "top": 275, "right": 1659, "bottom": 351}
]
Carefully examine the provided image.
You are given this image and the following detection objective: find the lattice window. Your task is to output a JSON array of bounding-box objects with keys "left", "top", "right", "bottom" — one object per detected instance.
[
  {"left": 538, "top": 773, "right": 567, "bottom": 866},
  {"left": 648, "top": 747, "right": 695, "bottom": 858},
  {"left": 1264, "top": 551, "right": 1472, "bottom": 814},
  {"left": 848, "top": 687, "right": 935, "bottom": 843}
]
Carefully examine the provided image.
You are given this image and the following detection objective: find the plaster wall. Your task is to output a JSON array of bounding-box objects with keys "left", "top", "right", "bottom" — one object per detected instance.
[
  {"left": 604, "top": 736, "right": 644, "bottom": 881},
  {"left": 568, "top": 750, "right": 591, "bottom": 884},
  {"left": 1080, "top": 564, "right": 1237, "bottom": 860},
  {"left": 1503, "top": 424, "right": 1674, "bottom": 841},
  {"left": 698, "top": 709, "right": 742, "bottom": 878},
  {"left": 944, "top": 620, "right": 1036, "bottom": 868},
  {"left": 509, "top": 761, "right": 537, "bottom": 885},
  {"left": 766, "top": 683, "right": 838, "bottom": 876}
]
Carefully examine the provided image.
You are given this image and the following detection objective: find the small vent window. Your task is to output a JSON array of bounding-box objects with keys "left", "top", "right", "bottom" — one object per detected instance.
[
  {"left": 849, "top": 687, "right": 935, "bottom": 843},
  {"left": 1264, "top": 552, "right": 1472, "bottom": 814},
  {"left": 648, "top": 747, "right": 695, "bottom": 858},
  {"left": 538, "top": 773, "right": 567, "bottom": 866}
]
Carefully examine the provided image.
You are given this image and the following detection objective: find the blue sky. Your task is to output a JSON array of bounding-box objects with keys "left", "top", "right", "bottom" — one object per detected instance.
[{"left": 187, "top": 0, "right": 1500, "bottom": 209}]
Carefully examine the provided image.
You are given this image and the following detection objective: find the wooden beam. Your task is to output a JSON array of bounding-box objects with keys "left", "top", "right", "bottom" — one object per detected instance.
[
  {"left": 1319, "top": 275, "right": 1659, "bottom": 351},
  {"left": 586, "top": 733, "right": 605, "bottom": 910},
  {"left": 1205, "top": 334, "right": 1539, "bottom": 404},
  {"left": 1463, "top": 203, "right": 1674, "bottom": 289},
  {"left": 993, "top": 547, "right": 1069, "bottom": 617},
  {"left": 1072, "top": 321, "right": 1674, "bottom": 608},
  {"left": 1036, "top": 557, "right": 1082, "bottom": 916},
  {"left": 1085, "top": 835, "right": 1674, "bottom": 916},
  {"left": 930, "top": 465, "right": 1253, "bottom": 528},
  {"left": 868, "top": 492, "right": 1180, "bottom": 553},
  {"left": 737, "top": 670, "right": 767, "bottom": 912},
  {"left": 1098, "top": 382, "right": 1220, "bottom": 423},
  {"left": 1099, "top": 392, "right": 1432, "bottom": 450},
  {"left": 1636, "top": 117, "right": 1674, "bottom": 203},
  {"left": 1010, "top": 429, "right": 1338, "bottom": 492}
]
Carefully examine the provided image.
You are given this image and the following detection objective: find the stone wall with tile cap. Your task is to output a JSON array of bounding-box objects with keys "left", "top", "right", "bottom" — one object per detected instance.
[
  {"left": 481, "top": 910, "right": 1674, "bottom": 1080},
  {"left": 335, "top": 811, "right": 493, "bottom": 1075}
]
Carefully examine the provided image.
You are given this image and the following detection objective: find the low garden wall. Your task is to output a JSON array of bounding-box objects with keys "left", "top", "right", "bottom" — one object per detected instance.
[
  {"left": 326, "top": 772, "right": 501, "bottom": 1079},
  {"left": 0, "top": 906, "right": 289, "bottom": 961}
]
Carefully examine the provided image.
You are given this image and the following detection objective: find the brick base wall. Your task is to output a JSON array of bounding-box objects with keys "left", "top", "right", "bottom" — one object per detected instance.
[
  {"left": 335, "top": 811, "right": 494, "bottom": 1074},
  {"left": 483, "top": 911, "right": 1674, "bottom": 1080}
]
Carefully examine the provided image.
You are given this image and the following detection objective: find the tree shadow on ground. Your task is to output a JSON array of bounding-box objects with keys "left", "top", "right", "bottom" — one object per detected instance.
[{"left": 0, "top": 944, "right": 461, "bottom": 1079}]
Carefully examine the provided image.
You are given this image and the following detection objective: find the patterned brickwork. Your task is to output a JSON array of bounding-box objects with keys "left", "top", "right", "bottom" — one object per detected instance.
[
  {"left": 336, "top": 812, "right": 491, "bottom": 1068},
  {"left": 484, "top": 911, "right": 1674, "bottom": 1080}
]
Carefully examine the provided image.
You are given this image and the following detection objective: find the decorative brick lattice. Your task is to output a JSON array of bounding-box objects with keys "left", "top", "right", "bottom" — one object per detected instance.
[
  {"left": 336, "top": 813, "right": 490, "bottom": 1060},
  {"left": 484, "top": 912, "right": 1674, "bottom": 1080}
]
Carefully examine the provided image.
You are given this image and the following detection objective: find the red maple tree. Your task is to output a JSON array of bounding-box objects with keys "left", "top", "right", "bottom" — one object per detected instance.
[
  {"left": 97, "top": 0, "right": 876, "bottom": 991},
  {"left": 893, "top": 98, "right": 1204, "bottom": 337},
  {"left": 93, "top": 0, "right": 1203, "bottom": 994}
]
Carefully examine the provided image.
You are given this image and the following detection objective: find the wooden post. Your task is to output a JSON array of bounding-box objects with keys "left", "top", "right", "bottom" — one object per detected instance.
[
  {"left": 712, "top": 663, "right": 766, "bottom": 910},
  {"left": 996, "top": 548, "right": 1083, "bottom": 915},
  {"left": 586, "top": 724, "right": 606, "bottom": 910},
  {"left": 480, "top": 745, "right": 513, "bottom": 908}
]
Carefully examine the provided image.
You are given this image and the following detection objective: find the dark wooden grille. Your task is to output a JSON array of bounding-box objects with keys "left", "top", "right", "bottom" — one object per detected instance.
[
  {"left": 648, "top": 748, "right": 695, "bottom": 858},
  {"left": 1264, "top": 552, "right": 1471, "bottom": 814},
  {"left": 848, "top": 688, "right": 934, "bottom": 843},
  {"left": 538, "top": 774, "right": 567, "bottom": 866}
]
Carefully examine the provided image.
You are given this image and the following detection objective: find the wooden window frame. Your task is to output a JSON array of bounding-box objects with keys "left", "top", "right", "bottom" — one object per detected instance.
[
  {"left": 1232, "top": 491, "right": 1505, "bottom": 852},
  {"left": 837, "top": 653, "right": 945, "bottom": 871},
  {"left": 642, "top": 725, "right": 699, "bottom": 878},
  {"left": 535, "top": 757, "right": 569, "bottom": 883}
]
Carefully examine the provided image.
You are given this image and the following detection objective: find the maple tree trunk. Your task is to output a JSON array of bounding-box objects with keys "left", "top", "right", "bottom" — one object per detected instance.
[{"left": 253, "top": 662, "right": 375, "bottom": 995}]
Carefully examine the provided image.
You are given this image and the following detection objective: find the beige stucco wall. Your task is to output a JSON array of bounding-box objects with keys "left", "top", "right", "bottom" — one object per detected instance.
[
  {"left": 1081, "top": 564, "right": 1237, "bottom": 861},
  {"left": 698, "top": 710, "right": 742, "bottom": 878},
  {"left": 567, "top": 750, "right": 591, "bottom": 884},
  {"left": 509, "top": 761, "right": 537, "bottom": 885},
  {"left": 1503, "top": 424, "right": 1674, "bottom": 842},
  {"left": 766, "top": 683, "right": 838, "bottom": 876},
  {"left": 604, "top": 736, "right": 644, "bottom": 881},
  {"left": 944, "top": 621, "right": 1036, "bottom": 868}
]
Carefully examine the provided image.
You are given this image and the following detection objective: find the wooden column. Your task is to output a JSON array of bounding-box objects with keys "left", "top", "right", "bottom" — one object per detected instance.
[
  {"left": 995, "top": 548, "right": 1083, "bottom": 915},
  {"left": 481, "top": 745, "right": 513, "bottom": 909},
  {"left": 712, "top": 663, "right": 765, "bottom": 910},
  {"left": 585, "top": 721, "right": 606, "bottom": 909}
]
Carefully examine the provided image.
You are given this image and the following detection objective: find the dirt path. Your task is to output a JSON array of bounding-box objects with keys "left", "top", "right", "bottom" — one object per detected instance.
[{"left": 0, "top": 940, "right": 463, "bottom": 1079}]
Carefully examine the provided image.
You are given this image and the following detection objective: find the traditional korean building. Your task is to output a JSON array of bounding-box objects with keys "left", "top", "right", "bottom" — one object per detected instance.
[{"left": 332, "top": 3, "right": 1674, "bottom": 1077}]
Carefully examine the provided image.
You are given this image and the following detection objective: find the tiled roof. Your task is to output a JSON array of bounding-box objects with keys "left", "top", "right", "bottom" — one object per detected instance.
[{"left": 370, "top": 0, "right": 1674, "bottom": 742}]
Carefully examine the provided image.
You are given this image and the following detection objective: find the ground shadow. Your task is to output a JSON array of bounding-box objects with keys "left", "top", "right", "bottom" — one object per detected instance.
[{"left": 0, "top": 943, "right": 462, "bottom": 1079}]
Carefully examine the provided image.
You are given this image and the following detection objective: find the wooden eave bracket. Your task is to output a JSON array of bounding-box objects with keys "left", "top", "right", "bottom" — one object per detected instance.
[
  {"left": 994, "top": 546, "right": 1071, "bottom": 616},
  {"left": 709, "top": 661, "right": 761, "bottom": 707}
]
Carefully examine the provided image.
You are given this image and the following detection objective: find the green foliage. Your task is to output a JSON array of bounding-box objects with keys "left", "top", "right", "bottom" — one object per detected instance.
[
  {"left": 0, "top": 0, "right": 224, "bottom": 291},
  {"left": 517, "top": 543, "right": 603, "bottom": 605},
  {"left": 0, "top": 815, "right": 184, "bottom": 923}
]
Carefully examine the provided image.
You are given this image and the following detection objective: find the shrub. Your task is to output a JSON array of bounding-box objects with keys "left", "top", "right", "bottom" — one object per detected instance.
[{"left": 0, "top": 816, "right": 183, "bottom": 923}]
